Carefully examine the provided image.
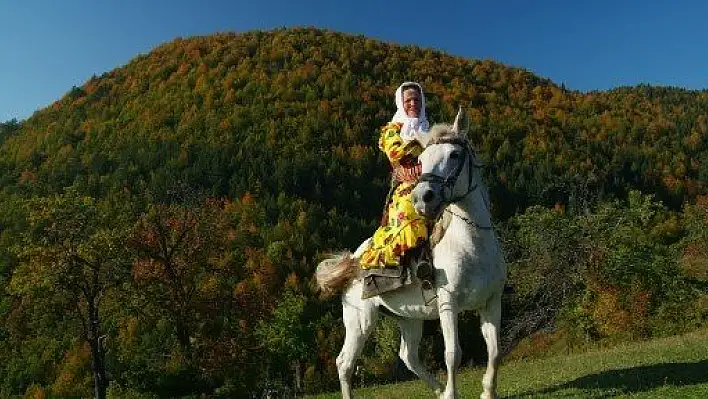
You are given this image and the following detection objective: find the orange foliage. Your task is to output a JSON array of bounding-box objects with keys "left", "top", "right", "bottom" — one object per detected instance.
[
  {"left": 80, "top": 119, "right": 94, "bottom": 132},
  {"left": 662, "top": 175, "right": 679, "bottom": 192},
  {"left": 590, "top": 283, "right": 651, "bottom": 340},
  {"left": 285, "top": 272, "right": 299, "bottom": 290},
  {"left": 19, "top": 170, "right": 37, "bottom": 184},
  {"left": 680, "top": 241, "right": 708, "bottom": 280},
  {"left": 591, "top": 286, "right": 631, "bottom": 337},
  {"left": 51, "top": 343, "right": 92, "bottom": 397},
  {"left": 24, "top": 385, "right": 47, "bottom": 399},
  {"left": 696, "top": 195, "right": 708, "bottom": 211},
  {"left": 177, "top": 62, "right": 190, "bottom": 75},
  {"left": 240, "top": 192, "right": 255, "bottom": 205},
  {"left": 132, "top": 258, "right": 164, "bottom": 281},
  {"left": 505, "top": 329, "right": 565, "bottom": 361},
  {"left": 553, "top": 202, "right": 565, "bottom": 214}
]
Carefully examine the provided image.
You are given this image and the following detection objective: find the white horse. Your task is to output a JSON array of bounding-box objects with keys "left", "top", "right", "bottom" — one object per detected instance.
[{"left": 315, "top": 109, "right": 507, "bottom": 399}]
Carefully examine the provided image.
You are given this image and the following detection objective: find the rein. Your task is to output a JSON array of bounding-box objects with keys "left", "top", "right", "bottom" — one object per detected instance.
[{"left": 443, "top": 207, "right": 494, "bottom": 230}]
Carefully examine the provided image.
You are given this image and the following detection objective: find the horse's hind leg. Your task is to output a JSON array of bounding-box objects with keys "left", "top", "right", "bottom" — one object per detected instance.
[
  {"left": 337, "top": 296, "right": 378, "bottom": 399},
  {"left": 478, "top": 292, "right": 502, "bottom": 399},
  {"left": 395, "top": 317, "right": 443, "bottom": 395}
]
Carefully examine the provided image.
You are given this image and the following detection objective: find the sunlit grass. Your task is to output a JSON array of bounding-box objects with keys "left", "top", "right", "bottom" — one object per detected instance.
[{"left": 306, "top": 327, "right": 708, "bottom": 398}]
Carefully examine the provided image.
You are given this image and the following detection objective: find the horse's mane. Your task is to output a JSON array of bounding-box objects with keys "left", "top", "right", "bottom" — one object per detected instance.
[{"left": 425, "top": 123, "right": 468, "bottom": 147}]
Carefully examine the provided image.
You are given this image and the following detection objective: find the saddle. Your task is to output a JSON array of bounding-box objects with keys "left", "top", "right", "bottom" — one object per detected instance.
[
  {"left": 360, "top": 245, "right": 434, "bottom": 299},
  {"left": 360, "top": 191, "right": 453, "bottom": 300}
]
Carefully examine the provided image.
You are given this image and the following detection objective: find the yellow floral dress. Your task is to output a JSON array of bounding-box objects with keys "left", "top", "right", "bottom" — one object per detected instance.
[{"left": 360, "top": 122, "right": 428, "bottom": 269}]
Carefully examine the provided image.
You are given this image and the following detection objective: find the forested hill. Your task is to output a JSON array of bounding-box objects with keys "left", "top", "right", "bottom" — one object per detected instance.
[
  {"left": 2, "top": 27, "right": 554, "bottom": 220},
  {"left": 4, "top": 27, "right": 708, "bottom": 217},
  {"left": 1, "top": 27, "right": 707, "bottom": 398}
]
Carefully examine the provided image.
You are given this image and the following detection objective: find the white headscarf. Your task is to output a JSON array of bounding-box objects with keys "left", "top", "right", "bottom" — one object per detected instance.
[{"left": 390, "top": 82, "right": 430, "bottom": 142}]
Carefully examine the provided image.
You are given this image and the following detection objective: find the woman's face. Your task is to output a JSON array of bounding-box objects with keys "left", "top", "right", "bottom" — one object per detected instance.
[{"left": 403, "top": 88, "right": 422, "bottom": 118}]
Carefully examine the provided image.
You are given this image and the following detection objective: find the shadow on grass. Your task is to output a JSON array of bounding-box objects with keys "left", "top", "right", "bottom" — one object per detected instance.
[{"left": 511, "top": 360, "right": 708, "bottom": 398}]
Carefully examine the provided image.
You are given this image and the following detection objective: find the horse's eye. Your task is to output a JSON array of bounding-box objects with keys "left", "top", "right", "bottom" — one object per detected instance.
[{"left": 450, "top": 152, "right": 460, "bottom": 160}]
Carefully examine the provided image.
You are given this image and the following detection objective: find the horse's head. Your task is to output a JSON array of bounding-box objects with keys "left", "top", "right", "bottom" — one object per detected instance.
[{"left": 412, "top": 108, "right": 482, "bottom": 218}]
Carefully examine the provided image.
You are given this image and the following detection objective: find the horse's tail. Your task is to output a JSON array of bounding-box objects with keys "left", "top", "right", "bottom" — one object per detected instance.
[{"left": 315, "top": 252, "right": 359, "bottom": 299}]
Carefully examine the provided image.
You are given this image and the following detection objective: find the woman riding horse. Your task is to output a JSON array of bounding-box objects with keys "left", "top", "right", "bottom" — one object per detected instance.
[
  {"left": 359, "top": 82, "right": 433, "bottom": 283},
  {"left": 315, "top": 109, "right": 507, "bottom": 399}
]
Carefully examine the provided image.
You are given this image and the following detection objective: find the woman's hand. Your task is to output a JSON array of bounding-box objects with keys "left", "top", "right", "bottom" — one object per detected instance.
[{"left": 392, "top": 162, "right": 422, "bottom": 182}]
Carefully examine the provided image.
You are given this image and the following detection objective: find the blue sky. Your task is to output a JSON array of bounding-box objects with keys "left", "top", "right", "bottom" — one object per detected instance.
[{"left": 2, "top": 0, "right": 707, "bottom": 122}]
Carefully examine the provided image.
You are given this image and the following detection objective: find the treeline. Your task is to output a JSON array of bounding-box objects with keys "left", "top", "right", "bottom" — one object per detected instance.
[{"left": 0, "top": 27, "right": 707, "bottom": 397}]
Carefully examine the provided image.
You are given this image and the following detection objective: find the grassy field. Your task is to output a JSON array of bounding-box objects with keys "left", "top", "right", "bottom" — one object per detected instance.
[{"left": 306, "top": 327, "right": 708, "bottom": 398}]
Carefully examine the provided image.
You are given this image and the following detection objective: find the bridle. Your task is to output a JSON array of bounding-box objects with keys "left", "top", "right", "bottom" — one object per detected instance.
[
  {"left": 417, "top": 138, "right": 492, "bottom": 230},
  {"left": 418, "top": 138, "right": 481, "bottom": 206}
]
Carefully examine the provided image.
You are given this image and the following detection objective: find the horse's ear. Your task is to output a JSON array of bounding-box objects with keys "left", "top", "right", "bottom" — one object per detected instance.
[{"left": 451, "top": 106, "right": 469, "bottom": 136}]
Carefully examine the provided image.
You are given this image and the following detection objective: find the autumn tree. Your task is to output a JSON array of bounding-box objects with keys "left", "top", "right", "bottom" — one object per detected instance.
[
  {"left": 10, "top": 187, "right": 132, "bottom": 399},
  {"left": 128, "top": 198, "right": 233, "bottom": 366}
]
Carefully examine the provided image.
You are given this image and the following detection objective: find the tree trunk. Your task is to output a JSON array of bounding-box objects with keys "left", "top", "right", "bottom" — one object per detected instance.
[
  {"left": 293, "top": 360, "right": 302, "bottom": 393},
  {"left": 87, "top": 294, "right": 107, "bottom": 399},
  {"left": 175, "top": 318, "right": 192, "bottom": 363}
]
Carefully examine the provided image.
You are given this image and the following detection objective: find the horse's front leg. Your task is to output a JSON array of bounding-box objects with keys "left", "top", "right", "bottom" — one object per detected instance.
[{"left": 437, "top": 289, "right": 461, "bottom": 399}]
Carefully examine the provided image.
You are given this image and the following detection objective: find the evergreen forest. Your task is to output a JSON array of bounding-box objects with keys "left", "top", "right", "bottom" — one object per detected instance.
[{"left": 1, "top": 27, "right": 707, "bottom": 398}]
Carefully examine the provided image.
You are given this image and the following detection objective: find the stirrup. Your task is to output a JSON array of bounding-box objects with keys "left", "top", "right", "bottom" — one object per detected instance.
[{"left": 415, "top": 260, "right": 434, "bottom": 290}]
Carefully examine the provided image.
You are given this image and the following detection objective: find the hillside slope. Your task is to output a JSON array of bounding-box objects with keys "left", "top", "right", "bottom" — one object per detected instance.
[{"left": 3, "top": 27, "right": 707, "bottom": 217}]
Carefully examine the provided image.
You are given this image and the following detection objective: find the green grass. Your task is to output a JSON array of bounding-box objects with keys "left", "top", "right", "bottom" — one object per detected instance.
[{"left": 306, "top": 327, "right": 708, "bottom": 398}]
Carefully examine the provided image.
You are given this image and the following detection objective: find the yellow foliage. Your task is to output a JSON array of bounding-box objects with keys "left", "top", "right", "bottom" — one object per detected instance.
[
  {"left": 119, "top": 316, "right": 140, "bottom": 346},
  {"left": 219, "top": 118, "right": 231, "bottom": 130},
  {"left": 199, "top": 275, "right": 219, "bottom": 296},
  {"left": 349, "top": 144, "right": 369, "bottom": 161},
  {"left": 165, "top": 347, "right": 186, "bottom": 373},
  {"left": 57, "top": 144, "right": 73, "bottom": 157},
  {"left": 590, "top": 283, "right": 651, "bottom": 340},
  {"left": 592, "top": 289, "right": 629, "bottom": 337}
]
